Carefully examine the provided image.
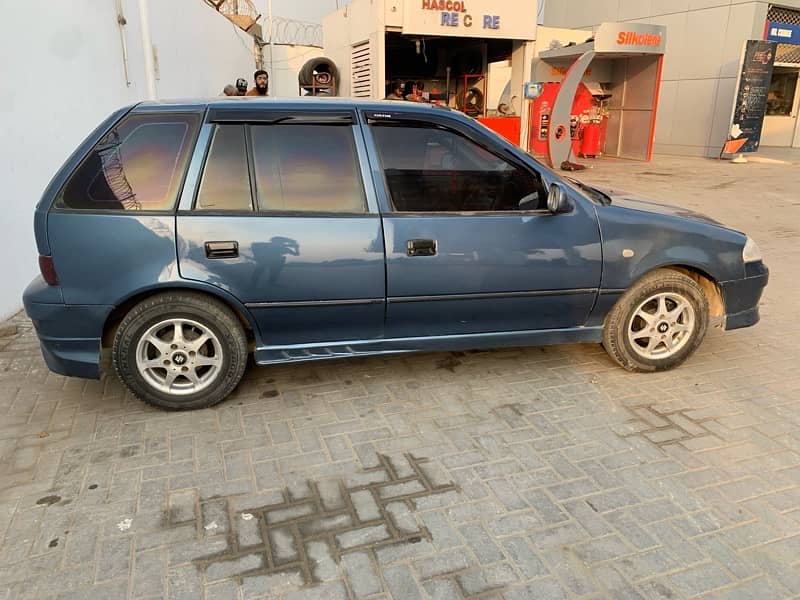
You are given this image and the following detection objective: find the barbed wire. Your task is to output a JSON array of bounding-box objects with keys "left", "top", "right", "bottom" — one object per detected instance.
[
  {"left": 206, "top": 1, "right": 323, "bottom": 48},
  {"left": 268, "top": 17, "right": 323, "bottom": 47}
]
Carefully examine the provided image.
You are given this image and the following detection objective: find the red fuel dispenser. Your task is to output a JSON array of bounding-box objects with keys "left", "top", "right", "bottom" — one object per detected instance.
[{"left": 528, "top": 82, "right": 607, "bottom": 159}]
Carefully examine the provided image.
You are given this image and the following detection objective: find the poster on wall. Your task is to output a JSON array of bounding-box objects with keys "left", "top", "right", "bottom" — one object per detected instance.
[{"left": 723, "top": 40, "right": 778, "bottom": 154}]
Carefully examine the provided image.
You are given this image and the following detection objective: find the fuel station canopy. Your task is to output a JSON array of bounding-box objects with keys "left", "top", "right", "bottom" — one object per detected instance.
[{"left": 533, "top": 22, "right": 667, "bottom": 166}]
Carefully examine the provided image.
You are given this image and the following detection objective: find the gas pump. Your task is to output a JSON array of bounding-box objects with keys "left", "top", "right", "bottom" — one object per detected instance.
[{"left": 528, "top": 81, "right": 610, "bottom": 159}]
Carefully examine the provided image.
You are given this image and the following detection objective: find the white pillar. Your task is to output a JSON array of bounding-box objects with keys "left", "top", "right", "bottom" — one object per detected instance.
[
  {"left": 268, "top": 0, "right": 275, "bottom": 95},
  {"left": 138, "top": 0, "right": 157, "bottom": 100}
]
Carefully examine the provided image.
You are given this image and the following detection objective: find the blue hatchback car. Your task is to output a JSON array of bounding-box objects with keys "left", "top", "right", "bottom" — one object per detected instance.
[{"left": 23, "top": 98, "right": 768, "bottom": 410}]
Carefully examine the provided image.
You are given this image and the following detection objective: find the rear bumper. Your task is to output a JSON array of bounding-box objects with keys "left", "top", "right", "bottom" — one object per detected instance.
[
  {"left": 23, "top": 278, "right": 112, "bottom": 380},
  {"left": 36, "top": 335, "right": 101, "bottom": 379},
  {"left": 720, "top": 261, "right": 769, "bottom": 331}
]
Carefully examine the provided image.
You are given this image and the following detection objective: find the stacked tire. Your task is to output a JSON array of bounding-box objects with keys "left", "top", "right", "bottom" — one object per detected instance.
[{"left": 299, "top": 58, "right": 338, "bottom": 96}]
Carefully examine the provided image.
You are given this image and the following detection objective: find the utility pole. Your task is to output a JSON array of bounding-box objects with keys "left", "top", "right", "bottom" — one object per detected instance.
[
  {"left": 268, "top": 0, "right": 275, "bottom": 95},
  {"left": 138, "top": 0, "right": 157, "bottom": 100}
]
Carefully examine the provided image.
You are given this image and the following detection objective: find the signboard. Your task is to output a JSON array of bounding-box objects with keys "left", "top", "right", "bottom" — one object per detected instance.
[
  {"left": 403, "top": 0, "right": 537, "bottom": 40},
  {"left": 766, "top": 20, "right": 800, "bottom": 46},
  {"left": 723, "top": 40, "right": 777, "bottom": 154},
  {"left": 593, "top": 22, "right": 667, "bottom": 54}
]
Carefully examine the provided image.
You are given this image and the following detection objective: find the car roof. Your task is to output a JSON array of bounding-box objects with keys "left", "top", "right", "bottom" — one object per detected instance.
[{"left": 131, "top": 96, "right": 467, "bottom": 118}]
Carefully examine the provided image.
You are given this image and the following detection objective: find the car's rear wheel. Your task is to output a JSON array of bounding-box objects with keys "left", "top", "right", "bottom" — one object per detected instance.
[
  {"left": 603, "top": 269, "right": 709, "bottom": 372},
  {"left": 112, "top": 292, "right": 248, "bottom": 410}
]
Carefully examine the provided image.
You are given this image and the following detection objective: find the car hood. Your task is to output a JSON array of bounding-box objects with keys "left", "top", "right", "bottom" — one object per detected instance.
[{"left": 596, "top": 187, "right": 725, "bottom": 227}]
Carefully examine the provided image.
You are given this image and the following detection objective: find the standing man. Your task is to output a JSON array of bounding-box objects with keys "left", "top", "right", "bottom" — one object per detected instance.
[
  {"left": 246, "top": 70, "right": 269, "bottom": 96},
  {"left": 235, "top": 78, "right": 248, "bottom": 96}
]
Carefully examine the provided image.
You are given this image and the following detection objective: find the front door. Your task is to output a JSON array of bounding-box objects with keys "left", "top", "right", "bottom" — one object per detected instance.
[
  {"left": 176, "top": 110, "right": 386, "bottom": 346},
  {"left": 364, "top": 113, "right": 602, "bottom": 339}
]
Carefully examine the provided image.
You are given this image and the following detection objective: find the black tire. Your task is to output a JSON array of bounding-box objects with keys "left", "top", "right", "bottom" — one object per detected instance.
[
  {"left": 602, "top": 269, "right": 709, "bottom": 372},
  {"left": 112, "top": 292, "right": 248, "bottom": 410},
  {"left": 457, "top": 87, "right": 484, "bottom": 116}
]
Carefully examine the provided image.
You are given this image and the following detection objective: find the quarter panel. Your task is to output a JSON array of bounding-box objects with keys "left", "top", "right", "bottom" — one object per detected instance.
[{"left": 47, "top": 213, "right": 179, "bottom": 305}]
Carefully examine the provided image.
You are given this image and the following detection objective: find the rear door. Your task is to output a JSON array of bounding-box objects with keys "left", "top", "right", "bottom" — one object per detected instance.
[
  {"left": 176, "top": 108, "right": 386, "bottom": 346},
  {"left": 363, "top": 111, "right": 602, "bottom": 338}
]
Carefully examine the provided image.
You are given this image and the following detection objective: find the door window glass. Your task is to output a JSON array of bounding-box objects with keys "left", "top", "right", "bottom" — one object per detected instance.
[
  {"left": 57, "top": 113, "right": 199, "bottom": 210},
  {"left": 371, "top": 124, "right": 546, "bottom": 212},
  {"left": 767, "top": 69, "right": 798, "bottom": 116},
  {"left": 251, "top": 125, "right": 366, "bottom": 213},
  {"left": 195, "top": 125, "right": 252, "bottom": 210}
]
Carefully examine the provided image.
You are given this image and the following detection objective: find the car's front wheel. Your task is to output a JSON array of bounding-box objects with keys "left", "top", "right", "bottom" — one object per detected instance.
[
  {"left": 112, "top": 292, "right": 248, "bottom": 410},
  {"left": 603, "top": 269, "right": 709, "bottom": 372}
]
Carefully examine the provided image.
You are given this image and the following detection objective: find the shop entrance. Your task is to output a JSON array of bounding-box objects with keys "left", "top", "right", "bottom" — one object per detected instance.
[
  {"left": 383, "top": 32, "right": 521, "bottom": 143},
  {"left": 761, "top": 66, "right": 800, "bottom": 147}
]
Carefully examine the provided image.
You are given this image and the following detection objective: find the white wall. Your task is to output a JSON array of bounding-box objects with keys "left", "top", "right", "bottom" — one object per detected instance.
[
  {"left": 487, "top": 60, "right": 512, "bottom": 112},
  {"left": 0, "top": 0, "right": 258, "bottom": 321},
  {"left": 148, "top": 1, "right": 256, "bottom": 98},
  {"left": 323, "top": 0, "right": 387, "bottom": 99},
  {"left": 542, "top": 0, "right": 800, "bottom": 157}
]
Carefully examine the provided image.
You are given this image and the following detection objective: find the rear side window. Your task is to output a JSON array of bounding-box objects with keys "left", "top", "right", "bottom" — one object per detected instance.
[
  {"left": 56, "top": 113, "right": 200, "bottom": 211},
  {"left": 251, "top": 125, "right": 366, "bottom": 213},
  {"left": 195, "top": 125, "right": 252, "bottom": 211}
]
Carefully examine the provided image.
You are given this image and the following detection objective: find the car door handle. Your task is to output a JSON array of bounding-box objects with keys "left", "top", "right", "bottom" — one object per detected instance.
[
  {"left": 204, "top": 241, "right": 239, "bottom": 259},
  {"left": 407, "top": 239, "right": 437, "bottom": 257}
]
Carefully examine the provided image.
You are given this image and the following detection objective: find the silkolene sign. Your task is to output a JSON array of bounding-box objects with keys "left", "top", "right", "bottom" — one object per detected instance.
[
  {"left": 592, "top": 22, "right": 666, "bottom": 54},
  {"left": 420, "top": 0, "right": 500, "bottom": 29},
  {"left": 616, "top": 31, "right": 662, "bottom": 46}
]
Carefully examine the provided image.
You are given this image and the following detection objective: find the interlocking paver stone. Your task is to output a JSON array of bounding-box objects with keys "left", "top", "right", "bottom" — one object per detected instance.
[
  {"left": 336, "top": 524, "right": 390, "bottom": 549},
  {"left": 342, "top": 551, "right": 383, "bottom": 597},
  {"left": 383, "top": 564, "right": 424, "bottom": 600}
]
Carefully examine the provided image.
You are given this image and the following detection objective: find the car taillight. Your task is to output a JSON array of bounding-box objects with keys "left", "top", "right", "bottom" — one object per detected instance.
[{"left": 38, "top": 255, "right": 59, "bottom": 286}]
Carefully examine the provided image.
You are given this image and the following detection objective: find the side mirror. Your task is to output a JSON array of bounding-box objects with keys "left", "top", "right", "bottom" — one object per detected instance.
[{"left": 547, "top": 183, "right": 567, "bottom": 214}]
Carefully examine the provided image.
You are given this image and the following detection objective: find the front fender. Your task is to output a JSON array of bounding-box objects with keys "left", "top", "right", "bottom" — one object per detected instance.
[{"left": 597, "top": 205, "right": 746, "bottom": 291}]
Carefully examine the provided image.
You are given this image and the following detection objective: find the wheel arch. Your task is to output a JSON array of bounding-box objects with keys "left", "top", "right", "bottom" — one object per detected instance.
[
  {"left": 656, "top": 264, "right": 725, "bottom": 322},
  {"left": 101, "top": 283, "right": 258, "bottom": 350},
  {"left": 601, "top": 263, "right": 718, "bottom": 372}
]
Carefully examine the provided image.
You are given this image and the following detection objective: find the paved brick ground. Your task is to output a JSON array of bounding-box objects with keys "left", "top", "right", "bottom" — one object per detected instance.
[{"left": 1, "top": 152, "right": 798, "bottom": 599}]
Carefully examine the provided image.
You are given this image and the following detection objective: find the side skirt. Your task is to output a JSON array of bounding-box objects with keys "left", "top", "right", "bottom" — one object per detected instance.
[{"left": 254, "top": 326, "right": 604, "bottom": 365}]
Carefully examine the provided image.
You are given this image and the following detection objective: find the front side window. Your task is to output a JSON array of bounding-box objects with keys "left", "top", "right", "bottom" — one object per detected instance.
[
  {"left": 57, "top": 113, "right": 200, "bottom": 210},
  {"left": 195, "top": 125, "right": 252, "bottom": 211},
  {"left": 371, "top": 124, "right": 546, "bottom": 212},
  {"left": 251, "top": 125, "right": 366, "bottom": 213}
]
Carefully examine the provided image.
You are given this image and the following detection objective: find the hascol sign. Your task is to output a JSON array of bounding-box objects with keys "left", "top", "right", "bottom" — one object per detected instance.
[
  {"left": 420, "top": 0, "right": 500, "bottom": 29},
  {"left": 421, "top": 0, "right": 467, "bottom": 11},
  {"left": 403, "top": 0, "right": 537, "bottom": 40}
]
